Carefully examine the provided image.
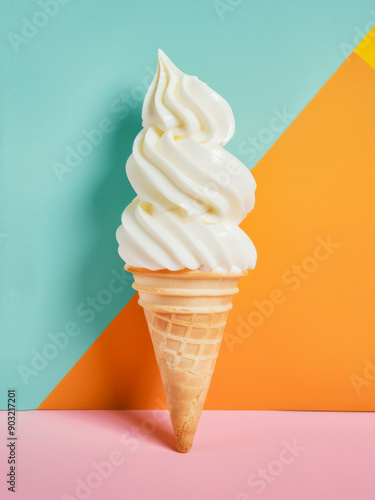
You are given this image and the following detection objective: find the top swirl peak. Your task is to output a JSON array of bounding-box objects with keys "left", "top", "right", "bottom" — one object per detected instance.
[{"left": 142, "top": 50, "right": 235, "bottom": 148}]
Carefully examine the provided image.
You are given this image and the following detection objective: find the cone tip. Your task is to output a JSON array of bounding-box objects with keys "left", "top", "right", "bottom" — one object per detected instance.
[{"left": 175, "top": 440, "right": 193, "bottom": 453}]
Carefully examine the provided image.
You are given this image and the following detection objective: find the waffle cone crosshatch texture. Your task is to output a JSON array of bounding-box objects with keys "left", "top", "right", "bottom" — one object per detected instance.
[{"left": 127, "top": 266, "right": 246, "bottom": 452}]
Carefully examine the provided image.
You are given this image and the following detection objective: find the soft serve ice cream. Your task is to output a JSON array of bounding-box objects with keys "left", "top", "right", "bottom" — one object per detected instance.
[{"left": 116, "top": 50, "right": 257, "bottom": 272}]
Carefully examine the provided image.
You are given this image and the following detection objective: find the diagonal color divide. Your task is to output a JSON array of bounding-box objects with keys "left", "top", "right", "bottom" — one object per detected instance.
[
  {"left": 39, "top": 50, "right": 375, "bottom": 411},
  {"left": 354, "top": 26, "right": 375, "bottom": 69}
]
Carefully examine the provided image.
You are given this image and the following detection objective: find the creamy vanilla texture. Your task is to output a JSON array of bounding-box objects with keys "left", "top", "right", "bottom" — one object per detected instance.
[{"left": 116, "top": 50, "right": 257, "bottom": 272}]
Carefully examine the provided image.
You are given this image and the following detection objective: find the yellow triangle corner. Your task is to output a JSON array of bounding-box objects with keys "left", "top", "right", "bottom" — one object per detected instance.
[{"left": 354, "top": 26, "right": 375, "bottom": 70}]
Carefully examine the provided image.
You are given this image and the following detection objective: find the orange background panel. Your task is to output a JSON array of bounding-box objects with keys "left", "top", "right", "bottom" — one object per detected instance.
[{"left": 39, "top": 53, "right": 375, "bottom": 411}]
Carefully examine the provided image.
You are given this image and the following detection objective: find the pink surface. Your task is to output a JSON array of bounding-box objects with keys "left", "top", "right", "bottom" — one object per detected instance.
[{"left": 1, "top": 410, "right": 375, "bottom": 500}]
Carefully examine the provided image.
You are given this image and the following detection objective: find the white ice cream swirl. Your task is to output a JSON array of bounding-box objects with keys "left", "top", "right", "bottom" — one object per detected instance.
[{"left": 116, "top": 50, "right": 257, "bottom": 272}]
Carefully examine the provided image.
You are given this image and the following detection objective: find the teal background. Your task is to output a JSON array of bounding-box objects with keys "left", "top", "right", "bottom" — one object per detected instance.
[{"left": 1, "top": 0, "right": 374, "bottom": 409}]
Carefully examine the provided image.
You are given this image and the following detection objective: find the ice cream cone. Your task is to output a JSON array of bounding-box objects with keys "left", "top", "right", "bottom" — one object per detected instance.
[{"left": 126, "top": 265, "right": 246, "bottom": 452}]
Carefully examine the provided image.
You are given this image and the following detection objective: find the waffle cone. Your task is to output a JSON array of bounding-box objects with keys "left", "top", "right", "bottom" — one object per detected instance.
[{"left": 126, "top": 265, "right": 245, "bottom": 452}]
